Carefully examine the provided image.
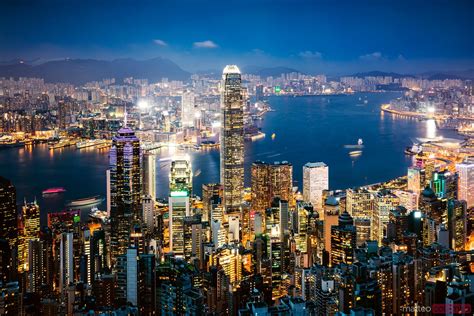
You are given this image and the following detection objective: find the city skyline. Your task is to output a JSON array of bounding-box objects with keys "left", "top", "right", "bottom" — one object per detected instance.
[{"left": 1, "top": 1, "right": 473, "bottom": 314}]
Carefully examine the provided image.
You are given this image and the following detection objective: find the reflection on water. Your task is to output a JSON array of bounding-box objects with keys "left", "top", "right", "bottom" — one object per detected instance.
[
  {"left": 0, "top": 92, "right": 462, "bottom": 224},
  {"left": 426, "top": 119, "right": 437, "bottom": 139}
]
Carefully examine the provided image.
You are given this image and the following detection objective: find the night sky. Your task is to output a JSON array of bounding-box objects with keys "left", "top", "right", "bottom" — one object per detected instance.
[{"left": 1, "top": 0, "right": 473, "bottom": 74}]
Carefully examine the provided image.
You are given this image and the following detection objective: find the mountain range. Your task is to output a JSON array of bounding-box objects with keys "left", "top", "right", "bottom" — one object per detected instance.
[
  {"left": 0, "top": 58, "right": 472, "bottom": 85},
  {"left": 0, "top": 58, "right": 190, "bottom": 85}
]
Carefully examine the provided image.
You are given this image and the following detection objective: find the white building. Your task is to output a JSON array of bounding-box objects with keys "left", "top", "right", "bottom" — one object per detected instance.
[
  {"left": 303, "top": 162, "right": 329, "bottom": 211},
  {"left": 456, "top": 158, "right": 474, "bottom": 208},
  {"left": 181, "top": 91, "right": 195, "bottom": 128}
]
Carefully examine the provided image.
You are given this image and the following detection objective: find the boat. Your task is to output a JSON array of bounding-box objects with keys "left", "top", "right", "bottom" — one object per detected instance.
[
  {"left": 404, "top": 144, "right": 423, "bottom": 155},
  {"left": 344, "top": 138, "right": 364, "bottom": 149},
  {"left": 349, "top": 150, "right": 363, "bottom": 157},
  {"left": 271, "top": 133, "right": 276, "bottom": 140},
  {"left": 0, "top": 140, "right": 25, "bottom": 149},
  {"left": 42, "top": 187, "right": 66, "bottom": 195},
  {"left": 66, "top": 195, "right": 104, "bottom": 207}
]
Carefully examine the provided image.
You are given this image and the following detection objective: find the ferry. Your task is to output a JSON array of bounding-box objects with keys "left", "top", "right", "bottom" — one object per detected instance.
[
  {"left": 349, "top": 150, "right": 363, "bottom": 157},
  {"left": 344, "top": 138, "right": 364, "bottom": 149},
  {"left": 404, "top": 144, "right": 423, "bottom": 155},
  {"left": 0, "top": 140, "right": 25, "bottom": 149},
  {"left": 66, "top": 195, "right": 103, "bottom": 207},
  {"left": 42, "top": 187, "right": 66, "bottom": 195},
  {"left": 271, "top": 133, "right": 276, "bottom": 140}
]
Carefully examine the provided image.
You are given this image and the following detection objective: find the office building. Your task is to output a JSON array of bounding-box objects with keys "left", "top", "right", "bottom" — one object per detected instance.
[
  {"left": 303, "top": 162, "right": 328, "bottom": 211},
  {"left": 220, "top": 65, "right": 244, "bottom": 214},
  {"left": 455, "top": 158, "right": 474, "bottom": 208},
  {"left": 109, "top": 121, "right": 142, "bottom": 262},
  {"left": 170, "top": 156, "right": 192, "bottom": 194},
  {"left": 0, "top": 177, "right": 16, "bottom": 249}
]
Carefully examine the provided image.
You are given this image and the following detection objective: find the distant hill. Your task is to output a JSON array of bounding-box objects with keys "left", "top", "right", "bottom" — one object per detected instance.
[
  {"left": 0, "top": 57, "right": 190, "bottom": 85},
  {"left": 242, "top": 65, "right": 302, "bottom": 77},
  {"left": 351, "top": 71, "right": 414, "bottom": 79},
  {"left": 421, "top": 69, "right": 474, "bottom": 80},
  {"left": 352, "top": 70, "right": 474, "bottom": 80}
]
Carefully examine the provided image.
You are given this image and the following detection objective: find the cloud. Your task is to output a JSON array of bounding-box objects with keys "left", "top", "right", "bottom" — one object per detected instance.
[
  {"left": 359, "top": 51, "right": 383, "bottom": 61},
  {"left": 298, "top": 50, "right": 322, "bottom": 59},
  {"left": 153, "top": 39, "right": 168, "bottom": 46},
  {"left": 193, "top": 40, "right": 218, "bottom": 49}
]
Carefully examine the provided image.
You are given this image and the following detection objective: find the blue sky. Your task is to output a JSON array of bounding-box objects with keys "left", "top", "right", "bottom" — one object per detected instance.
[{"left": 1, "top": 0, "right": 473, "bottom": 74}]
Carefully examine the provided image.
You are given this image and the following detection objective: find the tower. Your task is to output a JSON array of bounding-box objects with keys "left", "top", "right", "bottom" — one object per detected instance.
[
  {"left": 0, "top": 177, "right": 17, "bottom": 249},
  {"left": 303, "top": 162, "right": 328, "bottom": 211},
  {"left": 109, "top": 121, "right": 142, "bottom": 263},
  {"left": 220, "top": 65, "right": 244, "bottom": 215}
]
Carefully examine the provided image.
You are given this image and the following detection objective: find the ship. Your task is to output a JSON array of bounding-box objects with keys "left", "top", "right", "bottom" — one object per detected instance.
[
  {"left": 344, "top": 138, "right": 364, "bottom": 149},
  {"left": 66, "top": 195, "right": 103, "bottom": 207},
  {"left": 271, "top": 133, "right": 276, "bottom": 140},
  {"left": 404, "top": 144, "right": 423, "bottom": 155},
  {"left": 42, "top": 187, "right": 66, "bottom": 195},
  {"left": 349, "top": 150, "right": 362, "bottom": 157},
  {"left": 0, "top": 140, "right": 25, "bottom": 149}
]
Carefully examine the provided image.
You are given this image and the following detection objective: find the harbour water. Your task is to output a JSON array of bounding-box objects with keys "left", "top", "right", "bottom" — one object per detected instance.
[{"left": 0, "top": 92, "right": 461, "bottom": 225}]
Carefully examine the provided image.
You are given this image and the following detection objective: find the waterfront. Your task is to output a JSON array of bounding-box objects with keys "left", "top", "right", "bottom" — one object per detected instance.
[{"left": 0, "top": 92, "right": 462, "bottom": 224}]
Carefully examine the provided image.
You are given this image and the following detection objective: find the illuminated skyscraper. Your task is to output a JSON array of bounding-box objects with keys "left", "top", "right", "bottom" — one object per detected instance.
[
  {"left": 18, "top": 200, "right": 40, "bottom": 274},
  {"left": 109, "top": 121, "right": 142, "bottom": 262},
  {"left": 142, "top": 153, "right": 156, "bottom": 202},
  {"left": 371, "top": 191, "right": 399, "bottom": 245},
  {"left": 407, "top": 167, "right": 424, "bottom": 196},
  {"left": 455, "top": 158, "right": 474, "bottom": 208},
  {"left": 303, "top": 162, "right": 328, "bottom": 211},
  {"left": 447, "top": 199, "right": 467, "bottom": 251},
  {"left": 220, "top": 65, "right": 244, "bottom": 214},
  {"left": 0, "top": 177, "right": 17, "bottom": 249},
  {"left": 330, "top": 211, "right": 356, "bottom": 266},
  {"left": 181, "top": 91, "right": 195, "bottom": 128},
  {"left": 251, "top": 161, "right": 293, "bottom": 212},
  {"left": 170, "top": 156, "right": 192, "bottom": 195},
  {"left": 430, "top": 170, "right": 458, "bottom": 200},
  {"left": 59, "top": 232, "right": 73, "bottom": 294},
  {"left": 169, "top": 191, "right": 191, "bottom": 258}
]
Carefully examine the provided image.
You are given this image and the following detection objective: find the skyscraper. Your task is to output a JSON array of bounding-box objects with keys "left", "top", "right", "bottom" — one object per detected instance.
[
  {"left": 169, "top": 191, "right": 191, "bottom": 258},
  {"left": 303, "top": 162, "right": 329, "bottom": 211},
  {"left": 330, "top": 211, "right": 356, "bottom": 266},
  {"left": 59, "top": 232, "right": 73, "bottom": 294},
  {"left": 18, "top": 200, "right": 40, "bottom": 274},
  {"left": 109, "top": 121, "right": 142, "bottom": 262},
  {"left": 181, "top": 91, "right": 195, "bottom": 128},
  {"left": 0, "top": 177, "right": 17, "bottom": 249},
  {"left": 251, "top": 161, "right": 293, "bottom": 212},
  {"left": 170, "top": 156, "right": 192, "bottom": 195},
  {"left": 220, "top": 65, "right": 244, "bottom": 214},
  {"left": 455, "top": 158, "right": 474, "bottom": 208},
  {"left": 142, "top": 153, "right": 156, "bottom": 202}
]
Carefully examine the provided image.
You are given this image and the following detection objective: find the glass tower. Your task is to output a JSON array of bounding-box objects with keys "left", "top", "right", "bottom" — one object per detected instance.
[{"left": 220, "top": 65, "right": 244, "bottom": 214}]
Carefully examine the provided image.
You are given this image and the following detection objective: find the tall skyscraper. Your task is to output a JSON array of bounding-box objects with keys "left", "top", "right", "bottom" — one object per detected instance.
[
  {"left": 169, "top": 191, "right": 191, "bottom": 258},
  {"left": 18, "top": 200, "right": 40, "bottom": 274},
  {"left": 251, "top": 161, "right": 293, "bottom": 212},
  {"left": 142, "top": 153, "right": 156, "bottom": 202},
  {"left": 303, "top": 162, "right": 329, "bottom": 211},
  {"left": 181, "top": 91, "right": 195, "bottom": 128},
  {"left": 59, "top": 232, "right": 73, "bottom": 294},
  {"left": 109, "top": 121, "right": 142, "bottom": 263},
  {"left": 220, "top": 65, "right": 244, "bottom": 214},
  {"left": 455, "top": 158, "right": 474, "bottom": 208},
  {"left": 330, "top": 211, "right": 356, "bottom": 266},
  {"left": 170, "top": 156, "right": 192, "bottom": 195},
  {"left": 0, "top": 177, "right": 17, "bottom": 249}
]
